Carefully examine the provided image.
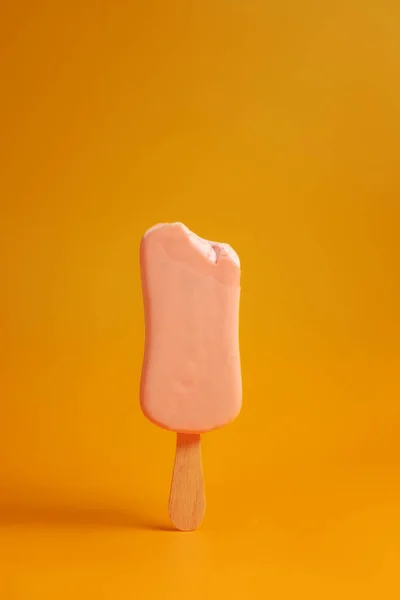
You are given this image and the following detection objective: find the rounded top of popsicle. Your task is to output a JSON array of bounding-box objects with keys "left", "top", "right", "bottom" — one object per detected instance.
[{"left": 143, "top": 222, "right": 240, "bottom": 268}]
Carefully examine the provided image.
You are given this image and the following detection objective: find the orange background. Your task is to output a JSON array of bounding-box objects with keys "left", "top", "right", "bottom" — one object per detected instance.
[{"left": 1, "top": 1, "right": 400, "bottom": 598}]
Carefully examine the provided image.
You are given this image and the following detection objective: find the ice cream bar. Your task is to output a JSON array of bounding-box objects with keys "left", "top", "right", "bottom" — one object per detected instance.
[{"left": 139, "top": 222, "right": 242, "bottom": 530}]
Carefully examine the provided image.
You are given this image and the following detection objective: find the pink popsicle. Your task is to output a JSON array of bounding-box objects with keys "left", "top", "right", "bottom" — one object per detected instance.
[{"left": 139, "top": 222, "right": 242, "bottom": 530}]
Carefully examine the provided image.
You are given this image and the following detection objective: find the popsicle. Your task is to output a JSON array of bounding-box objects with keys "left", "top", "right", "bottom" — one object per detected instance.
[{"left": 139, "top": 222, "right": 242, "bottom": 531}]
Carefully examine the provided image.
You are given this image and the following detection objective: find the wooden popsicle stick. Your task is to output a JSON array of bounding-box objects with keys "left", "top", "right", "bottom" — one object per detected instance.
[{"left": 168, "top": 433, "right": 205, "bottom": 531}]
